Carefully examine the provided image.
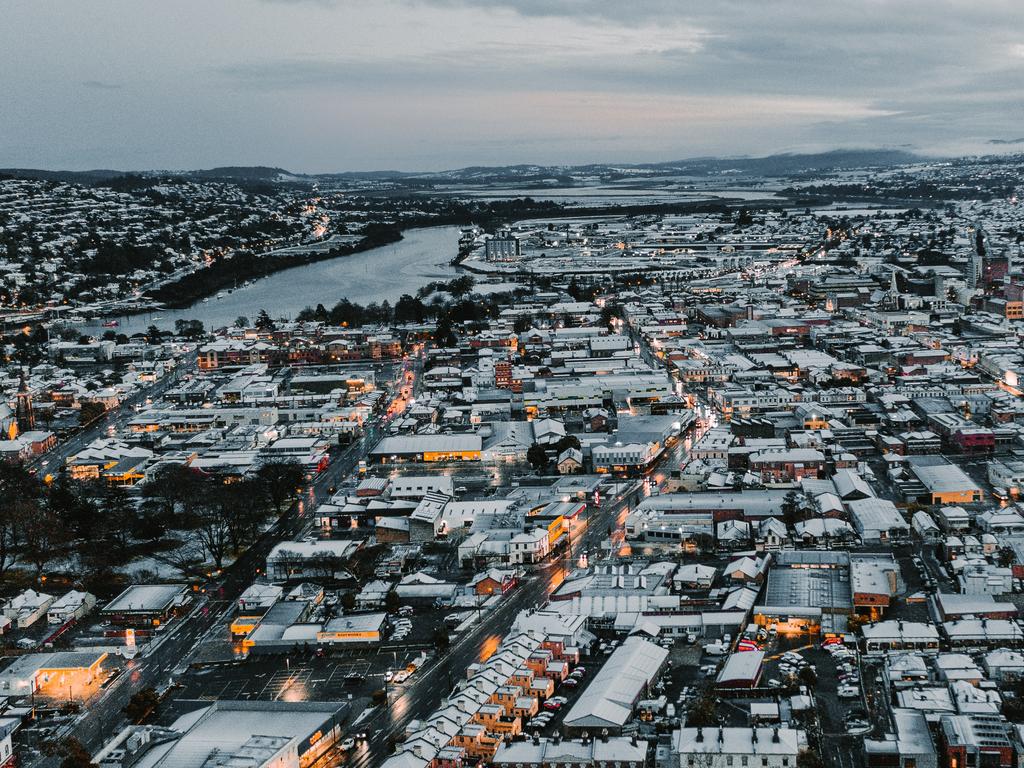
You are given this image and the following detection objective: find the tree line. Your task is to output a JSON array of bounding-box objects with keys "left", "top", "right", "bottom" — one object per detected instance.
[{"left": 0, "top": 460, "right": 304, "bottom": 593}]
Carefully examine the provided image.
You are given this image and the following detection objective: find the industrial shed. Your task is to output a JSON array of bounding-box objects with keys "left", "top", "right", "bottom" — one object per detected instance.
[{"left": 561, "top": 636, "right": 668, "bottom": 734}]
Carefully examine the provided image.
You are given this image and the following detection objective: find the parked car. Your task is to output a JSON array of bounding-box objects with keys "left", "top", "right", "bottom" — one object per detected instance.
[{"left": 340, "top": 738, "right": 356, "bottom": 751}]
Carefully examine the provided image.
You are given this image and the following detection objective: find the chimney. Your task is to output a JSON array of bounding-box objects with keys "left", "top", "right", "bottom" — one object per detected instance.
[
  {"left": 718, "top": 727, "right": 725, "bottom": 745},
  {"left": 772, "top": 728, "right": 780, "bottom": 744},
  {"left": 601, "top": 729, "right": 609, "bottom": 743},
  {"left": 696, "top": 727, "right": 704, "bottom": 743},
  {"left": 751, "top": 729, "right": 758, "bottom": 744},
  {"left": 631, "top": 735, "right": 638, "bottom": 747}
]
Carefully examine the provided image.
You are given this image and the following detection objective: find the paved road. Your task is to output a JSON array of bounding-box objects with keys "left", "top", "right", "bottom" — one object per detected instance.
[
  {"left": 24, "top": 366, "right": 403, "bottom": 767},
  {"left": 31, "top": 345, "right": 649, "bottom": 768},
  {"left": 343, "top": 480, "right": 642, "bottom": 768},
  {"left": 28, "top": 360, "right": 195, "bottom": 474}
]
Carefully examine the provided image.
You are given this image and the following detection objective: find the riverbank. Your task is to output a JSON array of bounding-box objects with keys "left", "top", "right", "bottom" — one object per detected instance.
[
  {"left": 147, "top": 222, "right": 403, "bottom": 309},
  {"left": 76, "top": 226, "right": 463, "bottom": 336},
  {"left": 147, "top": 195, "right": 785, "bottom": 310}
]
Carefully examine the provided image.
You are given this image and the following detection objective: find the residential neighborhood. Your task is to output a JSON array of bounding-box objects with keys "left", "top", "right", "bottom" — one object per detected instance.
[{"left": 2, "top": 153, "right": 1024, "bottom": 768}]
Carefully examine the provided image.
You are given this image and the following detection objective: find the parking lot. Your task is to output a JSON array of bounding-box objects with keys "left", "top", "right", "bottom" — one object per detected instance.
[{"left": 165, "top": 644, "right": 429, "bottom": 722}]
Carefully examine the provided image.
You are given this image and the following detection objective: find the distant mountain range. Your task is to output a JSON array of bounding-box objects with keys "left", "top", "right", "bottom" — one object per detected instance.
[{"left": 0, "top": 148, "right": 929, "bottom": 186}]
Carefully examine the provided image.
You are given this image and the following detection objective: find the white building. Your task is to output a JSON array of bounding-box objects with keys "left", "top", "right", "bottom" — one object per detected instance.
[
  {"left": 562, "top": 636, "right": 668, "bottom": 734},
  {"left": 4, "top": 590, "right": 55, "bottom": 628},
  {"left": 669, "top": 727, "right": 806, "bottom": 768},
  {"left": 47, "top": 591, "right": 97, "bottom": 625}
]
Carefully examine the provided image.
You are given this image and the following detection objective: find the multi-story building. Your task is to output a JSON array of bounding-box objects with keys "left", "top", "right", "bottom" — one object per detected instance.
[{"left": 668, "top": 727, "right": 805, "bottom": 768}]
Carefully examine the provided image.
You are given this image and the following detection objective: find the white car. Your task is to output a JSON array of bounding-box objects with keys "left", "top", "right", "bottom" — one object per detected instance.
[
  {"left": 340, "top": 738, "right": 356, "bottom": 751},
  {"left": 837, "top": 686, "right": 860, "bottom": 699}
]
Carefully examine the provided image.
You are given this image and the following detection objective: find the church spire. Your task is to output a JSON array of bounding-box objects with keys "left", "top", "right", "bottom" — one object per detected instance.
[{"left": 15, "top": 369, "right": 34, "bottom": 435}]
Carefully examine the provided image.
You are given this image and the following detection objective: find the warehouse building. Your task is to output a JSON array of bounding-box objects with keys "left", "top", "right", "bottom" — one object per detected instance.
[
  {"left": 907, "top": 457, "right": 983, "bottom": 505},
  {"left": 93, "top": 700, "right": 349, "bottom": 768},
  {"left": 369, "top": 434, "right": 482, "bottom": 463},
  {"left": 562, "top": 637, "right": 668, "bottom": 735},
  {"left": 716, "top": 650, "right": 765, "bottom": 689},
  {"left": 101, "top": 584, "right": 189, "bottom": 628}
]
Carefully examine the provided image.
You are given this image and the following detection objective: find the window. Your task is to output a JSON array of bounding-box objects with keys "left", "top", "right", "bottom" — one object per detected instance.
[{"left": 762, "top": 760, "right": 769, "bottom": 767}]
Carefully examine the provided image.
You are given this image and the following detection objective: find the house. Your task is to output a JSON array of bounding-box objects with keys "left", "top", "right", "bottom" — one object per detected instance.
[
  {"left": 725, "top": 555, "right": 770, "bottom": 583},
  {"left": 756, "top": 518, "right": 789, "bottom": 551},
  {"left": 471, "top": 569, "right": 518, "bottom": 596},
  {"left": 47, "top": 590, "right": 97, "bottom": 625},
  {"left": 716, "top": 650, "right": 765, "bottom": 688},
  {"left": 912, "top": 511, "right": 942, "bottom": 542},
  {"left": 717, "top": 519, "right": 752, "bottom": 548},
  {"left": 847, "top": 498, "right": 910, "bottom": 543},
  {"left": 794, "top": 518, "right": 856, "bottom": 545},
  {"left": 557, "top": 447, "right": 584, "bottom": 474},
  {"left": 982, "top": 649, "right": 1024, "bottom": 682},
  {"left": 674, "top": 564, "right": 717, "bottom": 590},
  {"left": 862, "top": 621, "right": 940, "bottom": 654},
  {"left": 510, "top": 528, "right": 551, "bottom": 564},
  {"left": 4, "top": 590, "right": 55, "bottom": 628}
]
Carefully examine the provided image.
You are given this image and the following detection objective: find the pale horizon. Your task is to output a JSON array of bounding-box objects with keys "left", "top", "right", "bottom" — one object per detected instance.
[{"left": 2, "top": 0, "right": 1023, "bottom": 172}]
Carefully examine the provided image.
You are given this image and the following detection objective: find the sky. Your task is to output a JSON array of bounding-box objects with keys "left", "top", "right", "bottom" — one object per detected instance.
[{"left": 1, "top": 0, "right": 1023, "bottom": 172}]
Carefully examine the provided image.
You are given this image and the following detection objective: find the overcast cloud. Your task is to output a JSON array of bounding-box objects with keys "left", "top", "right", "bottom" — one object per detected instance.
[{"left": 0, "top": 0, "right": 1021, "bottom": 171}]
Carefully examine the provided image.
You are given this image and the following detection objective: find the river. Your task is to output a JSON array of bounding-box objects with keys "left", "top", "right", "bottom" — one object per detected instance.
[{"left": 86, "top": 225, "right": 461, "bottom": 335}]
